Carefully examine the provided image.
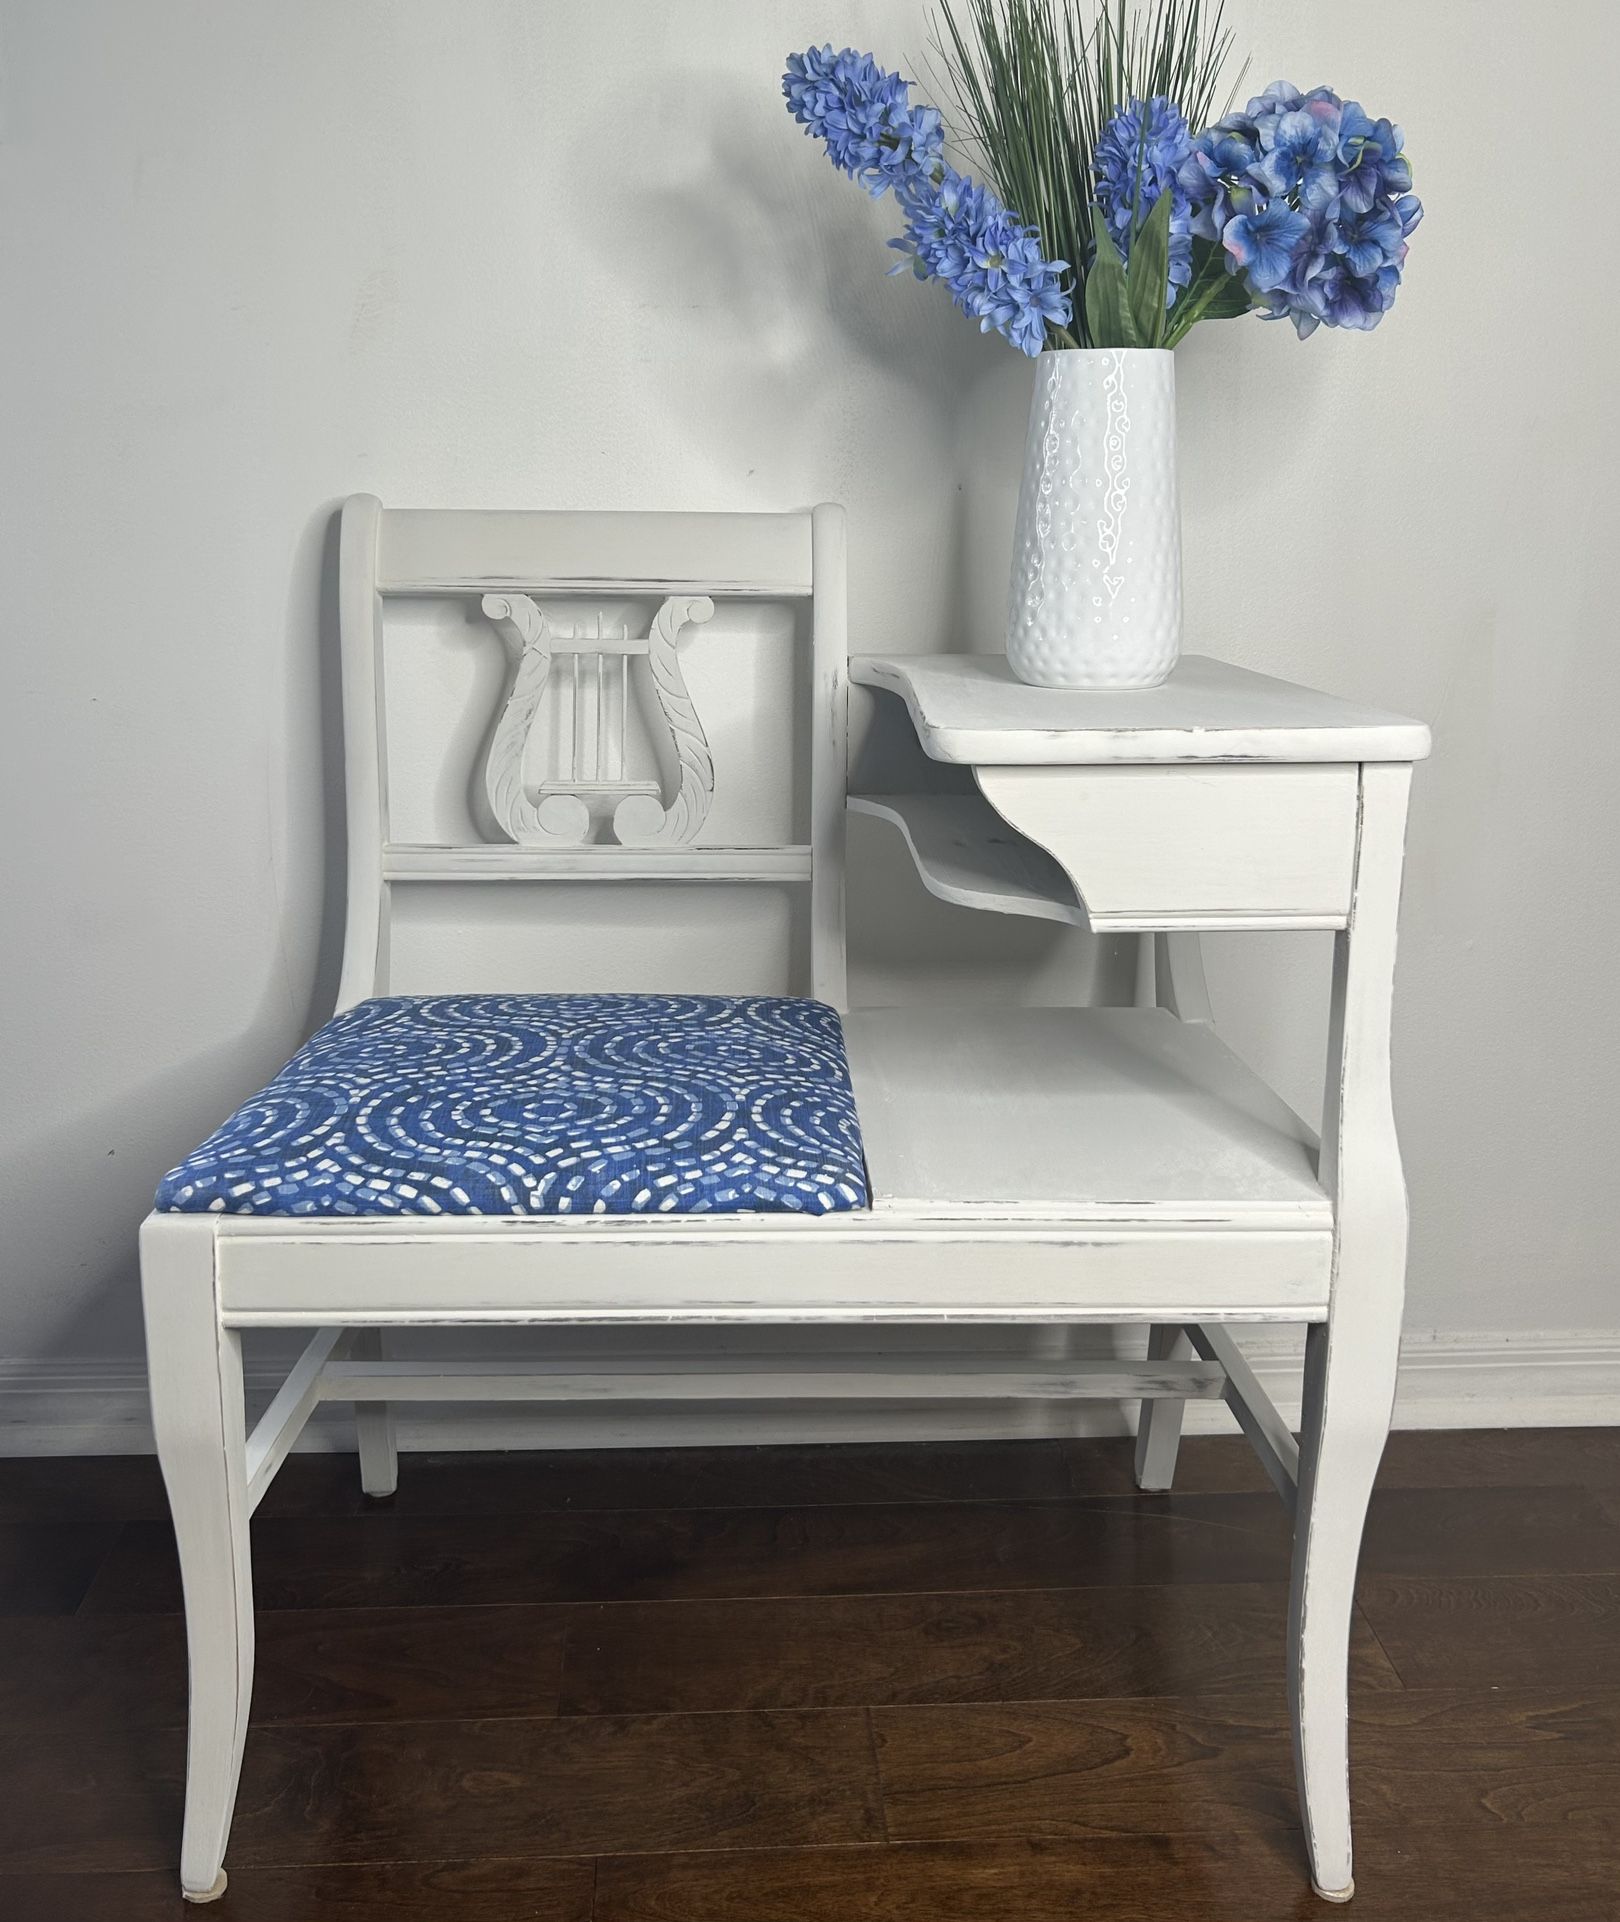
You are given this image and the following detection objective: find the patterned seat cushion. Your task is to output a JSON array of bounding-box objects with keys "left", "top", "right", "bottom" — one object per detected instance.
[{"left": 157, "top": 994, "right": 869, "bottom": 1218}]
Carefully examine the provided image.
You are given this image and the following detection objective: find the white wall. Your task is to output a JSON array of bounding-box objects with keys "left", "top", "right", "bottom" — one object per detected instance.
[{"left": 2, "top": 1, "right": 1617, "bottom": 1431}]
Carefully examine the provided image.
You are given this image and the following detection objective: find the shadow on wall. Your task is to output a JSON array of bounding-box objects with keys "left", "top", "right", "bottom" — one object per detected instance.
[
  {"left": 607, "top": 71, "right": 1017, "bottom": 629},
  {"left": 282, "top": 68, "right": 1080, "bottom": 1004},
  {"left": 303, "top": 503, "right": 349, "bottom": 1036},
  {"left": 0, "top": 503, "right": 348, "bottom": 1367},
  {"left": 623, "top": 77, "right": 991, "bottom": 382}
]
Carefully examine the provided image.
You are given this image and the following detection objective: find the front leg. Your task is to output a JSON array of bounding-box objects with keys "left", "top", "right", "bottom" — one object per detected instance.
[
  {"left": 1290, "top": 763, "right": 1412, "bottom": 1901},
  {"left": 1289, "top": 1305, "right": 1401, "bottom": 1900},
  {"left": 141, "top": 1214, "right": 254, "bottom": 1903}
]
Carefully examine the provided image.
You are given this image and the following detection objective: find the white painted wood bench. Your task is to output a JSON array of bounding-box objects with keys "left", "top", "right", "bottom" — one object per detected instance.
[{"left": 141, "top": 497, "right": 1428, "bottom": 1903}]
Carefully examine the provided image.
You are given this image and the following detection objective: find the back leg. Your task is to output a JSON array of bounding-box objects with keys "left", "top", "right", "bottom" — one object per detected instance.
[
  {"left": 353, "top": 1327, "right": 398, "bottom": 1497},
  {"left": 1134, "top": 1324, "right": 1190, "bottom": 1490}
]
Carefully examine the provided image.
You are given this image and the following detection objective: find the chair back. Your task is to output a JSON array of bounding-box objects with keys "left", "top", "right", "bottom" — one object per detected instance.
[{"left": 336, "top": 497, "right": 848, "bottom": 1009}]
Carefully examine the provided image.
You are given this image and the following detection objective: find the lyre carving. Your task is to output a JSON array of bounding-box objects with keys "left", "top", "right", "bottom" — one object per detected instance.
[
  {"left": 479, "top": 591, "right": 716, "bottom": 847},
  {"left": 479, "top": 594, "right": 589, "bottom": 844},
  {"left": 611, "top": 595, "right": 716, "bottom": 847}
]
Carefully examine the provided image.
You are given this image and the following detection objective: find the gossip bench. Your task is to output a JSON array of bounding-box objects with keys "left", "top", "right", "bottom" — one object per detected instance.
[{"left": 142, "top": 495, "right": 1428, "bottom": 1902}]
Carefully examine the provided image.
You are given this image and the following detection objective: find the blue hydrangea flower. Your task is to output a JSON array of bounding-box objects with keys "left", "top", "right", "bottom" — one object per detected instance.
[
  {"left": 1093, "top": 95, "right": 1196, "bottom": 299},
  {"left": 1281, "top": 255, "right": 1403, "bottom": 335},
  {"left": 1333, "top": 201, "right": 1404, "bottom": 276},
  {"left": 782, "top": 46, "right": 943, "bottom": 197},
  {"left": 1201, "top": 119, "right": 1263, "bottom": 173},
  {"left": 1334, "top": 103, "right": 1413, "bottom": 212},
  {"left": 1222, "top": 202, "right": 1311, "bottom": 290},
  {"left": 1178, "top": 79, "right": 1421, "bottom": 338},
  {"left": 1251, "top": 107, "right": 1343, "bottom": 212},
  {"left": 1252, "top": 79, "right": 1305, "bottom": 116}
]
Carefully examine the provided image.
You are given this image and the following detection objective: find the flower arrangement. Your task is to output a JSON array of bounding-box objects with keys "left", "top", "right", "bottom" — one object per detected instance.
[{"left": 782, "top": 0, "right": 1421, "bottom": 355}]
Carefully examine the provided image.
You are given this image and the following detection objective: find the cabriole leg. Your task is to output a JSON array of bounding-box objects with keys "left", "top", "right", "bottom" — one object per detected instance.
[
  {"left": 1289, "top": 1306, "right": 1401, "bottom": 1902},
  {"left": 140, "top": 1214, "right": 254, "bottom": 1904},
  {"left": 1291, "top": 762, "right": 1412, "bottom": 1902},
  {"left": 1133, "top": 1324, "right": 1189, "bottom": 1490},
  {"left": 352, "top": 1327, "right": 398, "bottom": 1497}
]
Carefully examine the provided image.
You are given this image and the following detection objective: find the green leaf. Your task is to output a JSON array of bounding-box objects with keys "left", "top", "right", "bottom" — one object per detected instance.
[
  {"left": 1162, "top": 242, "right": 1255, "bottom": 346},
  {"left": 1126, "top": 188, "right": 1174, "bottom": 349},
  {"left": 1084, "top": 218, "right": 1138, "bottom": 349},
  {"left": 1198, "top": 276, "right": 1254, "bottom": 319}
]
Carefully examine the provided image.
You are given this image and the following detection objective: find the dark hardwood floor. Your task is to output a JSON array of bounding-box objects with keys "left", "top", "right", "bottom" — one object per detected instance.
[{"left": 1, "top": 1428, "right": 1617, "bottom": 1919}]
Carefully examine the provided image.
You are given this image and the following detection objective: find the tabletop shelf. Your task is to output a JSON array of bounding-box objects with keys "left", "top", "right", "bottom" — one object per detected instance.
[
  {"left": 849, "top": 792, "right": 1085, "bottom": 928},
  {"left": 851, "top": 653, "right": 1432, "bottom": 766}
]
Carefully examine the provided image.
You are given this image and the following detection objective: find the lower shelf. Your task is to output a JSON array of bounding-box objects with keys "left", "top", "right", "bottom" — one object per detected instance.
[{"left": 843, "top": 1005, "right": 1327, "bottom": 1226}]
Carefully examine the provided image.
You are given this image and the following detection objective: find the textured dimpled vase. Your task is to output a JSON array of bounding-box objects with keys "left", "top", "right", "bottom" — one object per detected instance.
[{"left": 1006, "top": 347, "right": 1182, "bottom": 689}]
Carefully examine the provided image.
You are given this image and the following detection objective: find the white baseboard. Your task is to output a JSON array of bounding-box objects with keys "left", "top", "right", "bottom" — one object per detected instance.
[{"left": 1, "top": 1329, "right": 1617, "bottom": 1457}]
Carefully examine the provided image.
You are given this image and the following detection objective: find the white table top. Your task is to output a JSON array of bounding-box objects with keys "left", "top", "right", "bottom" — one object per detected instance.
[{"left": 850, "top": 653, "right": 1431, "bottom": 766}]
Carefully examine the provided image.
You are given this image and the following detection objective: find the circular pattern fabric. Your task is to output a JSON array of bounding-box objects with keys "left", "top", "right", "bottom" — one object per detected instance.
[{"left": 157, "top": 994, "right": 869, "bottom": 1218}]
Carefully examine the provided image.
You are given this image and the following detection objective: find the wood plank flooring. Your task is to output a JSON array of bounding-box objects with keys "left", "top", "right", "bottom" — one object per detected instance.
[{"left": 1, "top": 1429, "right": 1617, "bottom": 1919}]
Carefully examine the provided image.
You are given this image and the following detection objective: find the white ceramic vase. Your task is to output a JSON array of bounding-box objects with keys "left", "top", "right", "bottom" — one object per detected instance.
[{"left": 1006, "top": 346, "right": 1182, "bottom": 689}]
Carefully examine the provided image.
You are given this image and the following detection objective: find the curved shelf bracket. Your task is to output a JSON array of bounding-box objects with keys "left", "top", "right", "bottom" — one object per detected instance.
[{"left": 849, "top": 792, "right": 1089, "bottom": 928}]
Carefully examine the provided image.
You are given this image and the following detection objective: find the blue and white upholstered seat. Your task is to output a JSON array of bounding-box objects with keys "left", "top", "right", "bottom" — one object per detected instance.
[{"left": 158, "top": 993, "right": 869, "bottom": 1218}]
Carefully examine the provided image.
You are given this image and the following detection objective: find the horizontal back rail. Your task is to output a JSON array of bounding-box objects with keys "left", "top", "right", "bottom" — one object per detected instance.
[
  {"left": 377, "top": 508, "right": 814, "bottom": 598},
  {"left": 381, "top": 844, "right": 813, "bottom": 883}
]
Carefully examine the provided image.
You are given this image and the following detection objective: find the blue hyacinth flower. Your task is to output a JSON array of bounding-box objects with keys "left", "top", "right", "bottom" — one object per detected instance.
[
  {"left": 1093, "top": 95, "right": 1197, "bottom": 300},
  {"left": 782, "top": 46, "right": 943, "bottom": 198},
  {"left": 892, "top": 161, "right": 1071, "bottom": 356}
]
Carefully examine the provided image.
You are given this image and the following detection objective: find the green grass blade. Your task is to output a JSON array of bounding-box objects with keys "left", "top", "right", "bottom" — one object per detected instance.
[{"left": 929, "top": 0, "right": 1245, "bottom": 352}]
